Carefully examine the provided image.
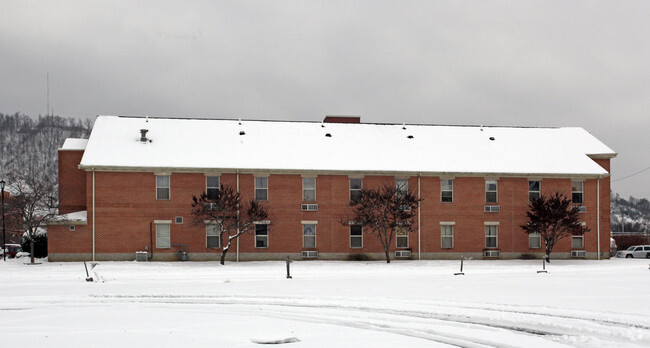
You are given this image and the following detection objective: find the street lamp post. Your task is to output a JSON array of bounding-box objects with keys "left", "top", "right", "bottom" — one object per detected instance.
[{"left": 1, "top": 179, "right": 6, "bottom": 262}]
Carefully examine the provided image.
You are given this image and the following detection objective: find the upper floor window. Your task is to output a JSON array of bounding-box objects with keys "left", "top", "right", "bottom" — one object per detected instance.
[
  {"left": 485, "top": 180, "right": 498, "bottom": 203},
  {"left": 156, "top": 175, "right": 170, "bottom": 200},
  {"left": 572, "top": 181, "right": 583, "bottom": 204},
  {"left": 396, "top": 178, "right": 408, "bottom": 197},
  {"left": 350, "top": 178, "right": 362, "bottom": 202},
  {"left": 441, "top": 179, "right": 453, "bottom": 203},
  {"left": 303, "top": 177, "right": 316, "bottom": 201},
  {"left": 255, "top": 177, "right": 268, "bottom": 201},
  {"left": 529, "top": 180, "right": 540, "bottom": 202},
  {"left": 206, "top": 176, "right": 220, "bottom": 200},
  {"left": 303, "top": 224, "right": 316, "bottom": 248}
]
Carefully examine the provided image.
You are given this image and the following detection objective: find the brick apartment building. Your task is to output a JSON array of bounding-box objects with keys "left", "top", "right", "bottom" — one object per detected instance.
[{"left": 48, "top": 115, "right": 616, "bottom": 261}]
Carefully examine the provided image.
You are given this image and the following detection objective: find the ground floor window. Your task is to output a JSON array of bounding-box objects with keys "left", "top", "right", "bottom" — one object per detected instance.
[
  {"left": 529, "top": 233, "right": 541, "bottom": 249},
  {"left": 303, "top": 224, "right": 316, "bottom": 248},
  {"left": 156, "top": 223, "right": 170, "bottom": 249},
  {"left": 485, "top": 225, "right": 498, "bottom": 248},
  {"left": 572, "top": 235, "right": 584, "bottom": 249},
  {"left": 441, "top": 224, "right": 454, "bottom": 249},
  {"left": 396, "top": 227, "right": 409, "bottom": 248},
  {"left": 206, "top": 225, "right": 219, "bottom": 248},
  {"left": 255, "top": 224, "right": 268, "bottom": 248},
  {"left": 350, "top": 225, "right": 362, "bottom": 248}
]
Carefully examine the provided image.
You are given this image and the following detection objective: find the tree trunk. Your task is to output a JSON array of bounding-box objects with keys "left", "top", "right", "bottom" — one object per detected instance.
[
  {"left": 384, "top": 248, "right": 391, "bottom": 263},
  {"left": 30, "top": 239, "right": 35, "bottom": 264},
  {"left": 220, "top": 250, "right": 227, "bottom": 265},
  {"left": 545, "top": 250, "right": 551, "bottom": 263}
]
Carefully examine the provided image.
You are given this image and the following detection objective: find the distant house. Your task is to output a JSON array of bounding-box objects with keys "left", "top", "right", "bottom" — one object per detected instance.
[{"left": 48, "top": 115, "right": 616, "bottom": 261}]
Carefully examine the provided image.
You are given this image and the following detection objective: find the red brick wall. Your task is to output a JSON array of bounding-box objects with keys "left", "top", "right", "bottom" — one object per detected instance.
[
  {"left": 50, "top": 156, "right": 612, "bottom": 260},
  {"left": 58, "top": 149, "right": 86, "bottom": 214}
]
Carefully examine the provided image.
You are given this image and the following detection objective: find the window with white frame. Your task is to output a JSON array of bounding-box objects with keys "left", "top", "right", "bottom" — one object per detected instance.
[
  {"left": 396, "top": 226, "right": 409, "bottom": 248},
  {"left": 155, "top": 223, "right": 170, "bottom": 249},
  {"left": 156, "top": 175, "right": 170, "bottom": 200},
  {"left": 485, "top": 225, "right": 498, "bottom": 248},
  {"left": 441, "top": 224, "right": 454, "bottom": 249},
  {"left": 303, "top": 224, "right": 316, "bottom": 248},
  {"left": 485, "top": 180, "right": 498, "bottom": 203},
  {"left": 350, "top": 178, "right": 362, "bottom": 202},
  {"left": 255, "top": 177, "right": 268, "bottom": 201},
  {"left": 206, "top": 224, "right": 220, "bottom": 248},
  {"left": 396, "top": 178, "right": 408, "bottom": 197},
  {"left": 303, "top": 177, "right": 316, "bottom": 201},
  {"left": 529, "top": 232, "right": 541, "bottom": 249},
  {"left": 206, "top": 176, "right": 220, "bottom": 200},
  {"left": 441, "top": 179, "right": 453, "bottom": 203},
  {"left": 350, "top": 225, "right": 362, "bottom": 248},
  {"left": 572, "top": 223, "right": 585, "bottom": 248},
  {"left": 529, "top": 180, "right": 540, "bottom": 202},
  {"left": 572, "top": 181, "right": 583, "bottom": 204},
  {"left": 255, "top": 224, "right": 268, "bottom": 248}
]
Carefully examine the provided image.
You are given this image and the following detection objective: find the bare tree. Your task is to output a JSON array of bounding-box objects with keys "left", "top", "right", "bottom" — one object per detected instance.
[
  {"left": 521, "top": 193, "right": 589, "bottom": 262},
  {"left": 6, "top": 170, "right": 58, "bottom": 264},
  {"left": 345, "top": 184, "right": 420, "bottom": 263},
  {"left": 191, "top": 185, "right": 269, "bottom": 265}
]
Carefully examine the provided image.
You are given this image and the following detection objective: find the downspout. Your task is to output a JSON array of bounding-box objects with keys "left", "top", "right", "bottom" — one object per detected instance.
[
  {"left": 597, "top": 176, "right": 601, "bottom": 260},
  {"left": 92, "top": 168, "right": 96, "bottom": 262},
  {"left": 418, "top": 174, "right": 421, "bottom": 260},
  {"left": 236, "top": 171, "right": 240, "bottom": 263}
]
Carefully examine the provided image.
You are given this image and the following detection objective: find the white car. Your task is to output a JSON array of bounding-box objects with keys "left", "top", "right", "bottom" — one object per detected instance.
[{"left": 616, "top": 245, "right": 650, "bottom": 258}]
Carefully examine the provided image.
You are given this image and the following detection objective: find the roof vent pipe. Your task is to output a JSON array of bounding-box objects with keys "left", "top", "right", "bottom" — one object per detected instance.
[{"left": 140, "top": 129, "right": 149, "bottom": 142}]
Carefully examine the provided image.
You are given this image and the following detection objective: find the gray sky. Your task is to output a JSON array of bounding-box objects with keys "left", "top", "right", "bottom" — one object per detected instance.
[{"left": 1, "top": 0, "right": 649, "bottom": 199}]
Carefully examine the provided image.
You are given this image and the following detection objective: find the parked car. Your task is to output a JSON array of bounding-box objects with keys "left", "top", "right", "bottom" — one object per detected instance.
[
  {"left": 616, "top": 245, "right": 650, "bottom": 258},
  {"left": 1, "top": 244, "right": 23, "bottom": 258}
]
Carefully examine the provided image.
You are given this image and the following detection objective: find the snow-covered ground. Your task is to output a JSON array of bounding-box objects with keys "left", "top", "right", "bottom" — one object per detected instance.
[{"left": 1, "top": 258, "right": 649, "bottom": 347}]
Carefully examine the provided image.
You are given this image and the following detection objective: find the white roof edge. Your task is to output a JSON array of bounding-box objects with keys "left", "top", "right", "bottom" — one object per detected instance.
[{"left": 60, "top": 138, "right": 89, "bottom": 151}]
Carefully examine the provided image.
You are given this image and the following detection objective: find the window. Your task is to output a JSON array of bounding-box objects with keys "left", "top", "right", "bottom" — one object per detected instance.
[
  {"left": 396, "top": 226, "right": 409, "bottom": 248},
  {"left": 529, "top": 232, "right": 541, "bottom": 249},
  {"left": 572, "top": 223, "right": 585, "bottom": 248},
  {"left": 156, "top": 223, "right": 170, "bottom": 249},
  {"left": 206, "top": 224, "right": 219, "bottom": 248},
  {"left": 441, "top": 224, "right": 454, "bottom": 249},
  {"left": 572, "top": 181, "right": 583, "bottom": 204},
  {"left": 485, "top": 225, "right": 498, "bottom": 248},
  {"left": 255, "top": 177, "right": 268, "bottom": 201},
  {"left": 396, "top": 178, "right": 408, "bottom": 197},
  {"left": 303, "top": 177, "right": 316, "bottom": 201},
  {"left": 441, "top": 179, "right": 453, "bottom": 203},
  {"left": 350, "top": 178, "right": 362, "bottom": 202},
  {"left": 485, "top": 180, "right": 497, "bottom": 203},
  {"left": 529, "top": 180, "right": 540, "bottom": 202},
  {"left": 350, "top": 225, "right": 362, "bottom": 248},
  {"left": 303, "top": 224, "right": 316, "bottom": 248},
  {"left": 206, "top": 176, "right": 220, "bottom": 200},
  {"left": 156, "top": 175, "right": 170, "bottom": 200},
  {"left": 255, "top": 224, "right": 268, "bottom": 248}
]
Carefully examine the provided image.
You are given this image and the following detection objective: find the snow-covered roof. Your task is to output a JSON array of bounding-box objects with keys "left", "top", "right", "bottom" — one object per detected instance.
[
  {"left": 78, "top": 116, "right": 616, "bottom": 177},
  {"left": 49, "top": 210, "right": 88, "bottom": 225},
  {"left": 60, "top": 138, "right": 88, "bottom": 151}
]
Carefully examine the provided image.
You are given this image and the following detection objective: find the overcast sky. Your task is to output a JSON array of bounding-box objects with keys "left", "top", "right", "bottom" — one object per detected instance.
[{"left": 1, "top": 0, "right": 649, "bottom": 198}]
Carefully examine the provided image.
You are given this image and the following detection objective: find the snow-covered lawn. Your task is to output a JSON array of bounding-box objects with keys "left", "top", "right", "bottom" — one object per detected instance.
[{"left": 1, "top": 258, "right": 649, "bottom": 347}]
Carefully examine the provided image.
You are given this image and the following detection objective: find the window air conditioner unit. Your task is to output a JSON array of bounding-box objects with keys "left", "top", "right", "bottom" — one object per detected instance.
[
  {"left": 395, "top": 250, "right": 412, "bottom": 258},
  {"left": 301, "top": 204, "right": 318, "bottom": 211},
  {"left": 204, "top": 203, "right": 219, "bottom": 210},
  {"left": 484, "top": 205, "right": 500, "bottom": 212},
  {"left": 135, "top": 251, "right": 148, "bottom": 262},
  {"left": 484, "top": 250, "right": 500, "bottom": 258},
  {"left": 301, "top": 250, "right": 318, "bottom": 258},
  {"left": 571, "top": 250, "right": 586, "bottom": 258},
  {"left": 577, "top": 206, "right": 587, "bottom": 213}
]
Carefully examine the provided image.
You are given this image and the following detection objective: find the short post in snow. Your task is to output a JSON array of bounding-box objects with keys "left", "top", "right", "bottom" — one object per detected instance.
[
  {"left": 286, "top": 255, "right": 293, "bottom": 279},
  {"left": 454, "top": 255, "right": 465, "bottom": 276},
  {"left": 537, "top": 254, "right": 548, "bottom": 274}
]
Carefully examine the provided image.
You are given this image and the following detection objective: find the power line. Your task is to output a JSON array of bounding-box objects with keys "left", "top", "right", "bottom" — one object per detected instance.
[{"left": 611, "top": 166, "right": 650, "bottom": 182}]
